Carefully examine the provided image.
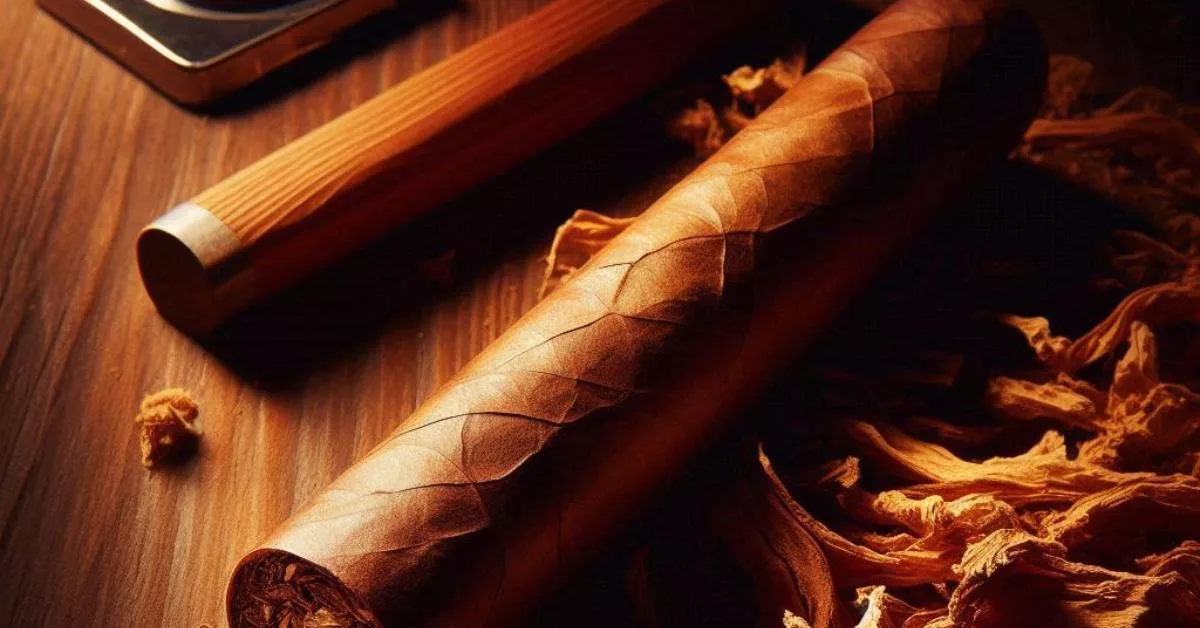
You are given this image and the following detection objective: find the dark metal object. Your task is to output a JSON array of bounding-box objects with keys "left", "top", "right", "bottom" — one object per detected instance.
[{"left": 37, "top": 0, "right": 394, "bottom": 105}]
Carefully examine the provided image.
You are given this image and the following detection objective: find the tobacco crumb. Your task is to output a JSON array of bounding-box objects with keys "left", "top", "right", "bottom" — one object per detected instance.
[
  {"left": 540, "top": 209, "right": 636, "bottom": 298},
  {"left": 668, "top": 99, "right": 726, "bottom": 157},
  {"left": 723, "top": 57, "right": 804, "bottom": 110},
  {"left": 668, "top": 54, "right": 807, "bottom": 156},
  {"left": 135, "top": 388, "right": 201, "bottom": 468},
  {"left": 781, "top": 609, "right": 812, "bottom": 628}
]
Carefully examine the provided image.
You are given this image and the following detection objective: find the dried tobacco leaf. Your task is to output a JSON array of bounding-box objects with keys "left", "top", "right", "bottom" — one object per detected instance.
[
  {"left": 1137, "top": 540, "right": 1200, "bottom": 586},
  {"left": 1042, "top": 55, "right": 1093, "bottom": 119},
  {"left": 670, "top": 53, "right": 806, "bottom": 156},
  {"left": 615, "top": 443, "right": 847, "bottom": 628},
  {"left": 1079, "top": 321, "right": 1200, "bottom": 469},
  {"left": 945, "top": 529, "right": 1200, "bottom": 627},
  {"left": 998, "top": 315, "right": 1071, "bottom": 367},
  {"left": 812, "top": 456, "right": 862, "bottom": 494},
  {"left": 724, "top": 56, "right": 805, "bottom": 111},
  {"left": 851, "top": 586, "right": 918, "bottom": 628},
  {"left": 783, "top": 609, "right": 815, "bottom": 628},
  {"left": 540, "top": 209, "right": 636, "bottom": 298},
  {"left": 899, "top": 417, "right": 1005, "bottom": 449},
  {"left": 668, "top": 99, "right": 726, "bottom": 157},
  {"left": 760, "top": 451, "right": 964, "bottom": 590},
  {"left": 984, "top": 375, "right": 1100, "bottom": 429},
  {"left": 841, "top": 492, "right": 1022, "bottom": 567},
  {"left": 714, "top": 451, "right": 842, "bottom": 628},
  {"left": 230, "top": 555, "right": 375, "bottom": 628},
  {"left": 844, "top": 421, "right": 1157, "bottom": 506},
  {"left": 1024, "top": 113, "right": 1200, "bottom": 175},
  {"left": 1016, "top": 55, "right": 1200, "bottom": 251},
  {"left": 989, "top": 318, "right": 1200, "bottom": 473},
  {"left": 1040, "top": 476, "right": 1200, "bottom": 570},
  {"left": 1108, "top": 229, "right": 1191, "bottom": 286},
  {"left": 1002, "top": 272, "right": 1200, "bottom": 373},
  {"left": 755, "top": 51, "right": 1200, "bottom": 628}
]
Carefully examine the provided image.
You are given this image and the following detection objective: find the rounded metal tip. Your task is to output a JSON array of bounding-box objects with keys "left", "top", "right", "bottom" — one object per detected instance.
[{"left": 137, "top": 203, "right": 257, "bottom": 336}]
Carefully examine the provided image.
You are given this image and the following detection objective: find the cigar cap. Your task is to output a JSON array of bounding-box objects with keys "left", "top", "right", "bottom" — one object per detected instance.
[{"left": 137, "top": 203, "right": 256, "bottom": 336}]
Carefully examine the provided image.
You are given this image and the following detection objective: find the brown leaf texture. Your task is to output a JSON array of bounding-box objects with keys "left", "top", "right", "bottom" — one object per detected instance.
[
  {"left": 844, "top": 421, "right": 1156, "bottom": 507},
  {"left": 742, "top": 468, "right": 842, "bottom": 627},
  {"left": 1002, "top": 273, "right": 1200, "bottom": 373},
  {"left": 759, "top": 452, "right": 968, "bottom": 591},
  {"left": 228, "top": 1, "right": 1045, "bottom": 626},
  {"left": 1078, "top": 322, "right": 1200, "bottom": 469},
  {"left": 946, "top": 529, "right": 1200, "bottom": 627},
  {"left": 850, "top": 586, "right": 918, "bottom": 628},
  {"left": 984, "top": 375, "right": 1101, "bottom": 429},
  {"left": 820, "top": 62, "right": 1200, "bottom": 625},
  {"left": 1016, "top": 55, "right": 1200, "bottom": 253},
  {"left": 706, "top": 449, "right": 843, "bottom": 628},
  {"left": 591, "top": 446, "right": 843, "bottom": 628}
]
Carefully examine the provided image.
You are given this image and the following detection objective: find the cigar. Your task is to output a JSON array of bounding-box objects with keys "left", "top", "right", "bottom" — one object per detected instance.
[
  {"left": 227, "top": 1, "right": 1046, "bottom": 625},
  {"left": 135, "top": 0, "right": 774, "bottom": 336}
]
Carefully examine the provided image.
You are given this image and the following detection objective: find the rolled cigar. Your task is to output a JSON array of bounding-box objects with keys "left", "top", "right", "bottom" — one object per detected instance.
[
  {"left": 227, "top": 1, "right": 1046, "bottom": 626},
  {"left": 136, "top": 0, "right": 774, "bottom": 336}
]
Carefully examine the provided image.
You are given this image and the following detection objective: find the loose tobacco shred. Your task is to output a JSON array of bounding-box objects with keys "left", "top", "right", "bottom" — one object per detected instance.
[
  {"left": 668, "top": 52, "right": 806, "bottom": 157},
  {"left": 944, "top": 529, "right": 1200, "bottom": 627},
  {"left": 851, "top": 586, "right": 919, "bottom": 628},
  {"left": 723, "top": 56, "right": 805, "bottom": 112},
  {"left": 667, "top": 99, "right": 726, "bottom": 157},
  {"left": 539, "top": 209, "right": 635, "bottom": 298},
  {"left": 539, "top": 53, "right": 1200, "bottom": 627}
]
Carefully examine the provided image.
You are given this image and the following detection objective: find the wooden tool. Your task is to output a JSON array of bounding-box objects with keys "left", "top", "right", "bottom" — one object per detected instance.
[{"left": 137, "top": 0, "right": 771, "bottom": 335}]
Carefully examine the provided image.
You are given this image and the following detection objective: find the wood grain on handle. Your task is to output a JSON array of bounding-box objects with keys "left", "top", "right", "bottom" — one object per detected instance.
[{"left": 137, "top": 0, "right": 771, "bottom": 335}]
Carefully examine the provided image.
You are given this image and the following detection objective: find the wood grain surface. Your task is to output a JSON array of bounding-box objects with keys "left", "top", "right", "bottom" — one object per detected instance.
[
  {"left": 1, "top": 0, "right": 1195, "bottom": 626},
  {"left": 0, "top": 2, "right": 565, "bottom": 626}
]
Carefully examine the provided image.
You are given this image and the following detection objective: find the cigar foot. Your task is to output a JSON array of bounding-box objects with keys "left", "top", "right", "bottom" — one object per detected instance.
[
  {"left": 136, "top": 203, "right": 254, "bottom": 335},
  {"left": 229, "top": 549, "right": 380, "bottom": 628}
]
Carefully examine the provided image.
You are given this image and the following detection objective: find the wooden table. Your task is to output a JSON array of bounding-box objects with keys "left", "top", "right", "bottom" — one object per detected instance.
[
  {"left": 2, "top": 0, "right": 1195, "bottom": 625},
  {"left": 0, "top": 2, "right": 576, "bottom": 625}
]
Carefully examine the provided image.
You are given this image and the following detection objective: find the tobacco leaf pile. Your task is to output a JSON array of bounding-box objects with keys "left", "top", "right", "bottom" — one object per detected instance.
[{"left": 542, "top": 55, "right": 1200, "bottom": 627}]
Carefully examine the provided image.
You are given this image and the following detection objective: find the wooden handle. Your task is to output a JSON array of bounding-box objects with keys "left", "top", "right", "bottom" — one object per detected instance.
[{"left": 137, "top": 0, "right": 772, "bottom": 335}]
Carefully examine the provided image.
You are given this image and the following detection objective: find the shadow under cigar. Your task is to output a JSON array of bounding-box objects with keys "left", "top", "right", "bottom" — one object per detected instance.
[{"left": 201, "top": 99, "right": 680, "bottom": 391}]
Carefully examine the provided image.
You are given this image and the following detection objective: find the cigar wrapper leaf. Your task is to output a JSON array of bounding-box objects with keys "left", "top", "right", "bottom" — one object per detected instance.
[{"left": 227, "top": 0, "right": 1047, "bottom": 625}]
